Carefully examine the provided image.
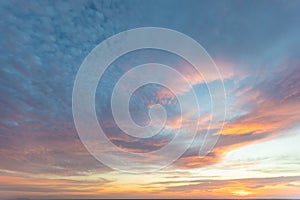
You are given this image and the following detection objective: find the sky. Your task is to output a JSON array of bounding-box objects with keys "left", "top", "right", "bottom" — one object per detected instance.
[{"left": 0, "top": 0, "right": 300, "bottom": 199}]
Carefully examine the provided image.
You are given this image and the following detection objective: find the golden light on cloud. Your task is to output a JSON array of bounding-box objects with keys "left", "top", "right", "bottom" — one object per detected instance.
[{"left": 222, "top": 123, "right": 274, "bottom": 135}]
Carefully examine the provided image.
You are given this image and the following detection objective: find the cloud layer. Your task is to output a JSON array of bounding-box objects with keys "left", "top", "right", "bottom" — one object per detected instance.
[{"left": 0, "top": 0, "right": 300, "bottom": 198}]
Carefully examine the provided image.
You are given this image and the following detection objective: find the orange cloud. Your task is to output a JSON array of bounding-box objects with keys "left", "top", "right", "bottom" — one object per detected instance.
[
  {"left": 147, "top": 176, "right": 300, "bottom": 198},
  {"left": 2, "top": 173, "right": 298, "bottom": 199}
]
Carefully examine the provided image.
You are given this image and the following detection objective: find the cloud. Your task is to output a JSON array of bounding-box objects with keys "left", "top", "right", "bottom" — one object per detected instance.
[
  {"left": 173, "top": 60, "right": 300, "bottom": 169},
  {"left": 147, "top": 176, "right": 300, "bottom": 198},
  {"left": 0, "top": 173, "right": 112, "bottom": 199},
  {"left": 1, "top": 0, "right": 300, "bottom": 198},
  {"left": 0, "top": 0, "right": 131, "bottom": 176},
  {"left": 223, "top": 63, "right": 300, "bottom": 136}
]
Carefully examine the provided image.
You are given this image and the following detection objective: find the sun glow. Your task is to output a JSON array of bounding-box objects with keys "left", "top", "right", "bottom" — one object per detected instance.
[{"left": 231, "top": 190, "right": 253, "bottom": 196}]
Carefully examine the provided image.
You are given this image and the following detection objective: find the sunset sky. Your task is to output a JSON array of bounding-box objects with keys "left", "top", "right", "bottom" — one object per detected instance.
[{"left": 1, "top": 0, "right": 300, "bottom": 199}]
